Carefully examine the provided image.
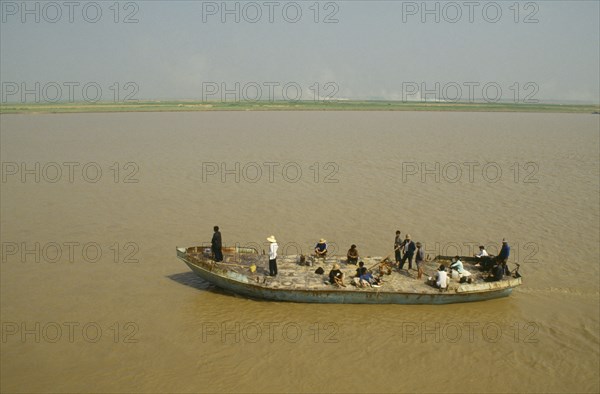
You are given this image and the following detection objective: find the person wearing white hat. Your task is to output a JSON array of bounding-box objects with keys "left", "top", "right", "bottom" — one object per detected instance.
[
  {"left": 315, "top": 238, "right": 328, "bottom": 258},
  {"left": 328, "top": 263, "right": 345, "bottom": 287},
  {"left": 267, "top": 235, "right": 278, "bottom": 276}
]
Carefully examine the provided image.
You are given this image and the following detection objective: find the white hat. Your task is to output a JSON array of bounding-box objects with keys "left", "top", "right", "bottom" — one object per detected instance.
[{"left": 267, "top": 235, "right": 277, "bottom": 243}]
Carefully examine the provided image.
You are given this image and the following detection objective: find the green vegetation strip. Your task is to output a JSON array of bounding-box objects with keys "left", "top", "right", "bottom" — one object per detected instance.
[{"left": 1, "top": 101, "right": 598, "bottom": 114}]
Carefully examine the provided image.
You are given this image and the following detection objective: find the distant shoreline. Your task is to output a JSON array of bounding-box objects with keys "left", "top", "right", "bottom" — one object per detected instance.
[{"left": 1, "top": 101, "right": 599, "bottom": 114}]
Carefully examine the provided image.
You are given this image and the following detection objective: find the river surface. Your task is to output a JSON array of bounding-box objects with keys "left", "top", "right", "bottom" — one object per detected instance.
[{"left": 1, "top": 111, "right": 599, "bottom": 393}]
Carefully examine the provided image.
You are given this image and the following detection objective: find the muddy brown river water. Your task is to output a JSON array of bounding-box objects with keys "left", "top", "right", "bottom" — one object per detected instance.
[{"left": 1, "top": 111, "right": 598, "bottom": 393}]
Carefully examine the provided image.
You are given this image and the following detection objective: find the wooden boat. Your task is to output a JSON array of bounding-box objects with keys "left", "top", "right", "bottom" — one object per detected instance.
[{"left": 176, "top": 245, "right": 522, "bottom": 304}]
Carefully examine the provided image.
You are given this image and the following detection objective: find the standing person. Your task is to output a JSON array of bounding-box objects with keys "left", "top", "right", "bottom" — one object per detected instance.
[
  {"left": 211, "top": 226, "right": 223, "bottom": 262},
  {"left": 267, "top": 235, "right": 278, "bottom": 276},
  {"left": 400, "top": 234, "right": 416, "bottom": 271},
  {"left": 415, "top": 242, "right": 425, "bottom": 279},
  {"left": 497, "top": 239, "right": 510, "bottom": 265},
  {"left": 394, "top": 230, "right": 402, "bottom": 267}
]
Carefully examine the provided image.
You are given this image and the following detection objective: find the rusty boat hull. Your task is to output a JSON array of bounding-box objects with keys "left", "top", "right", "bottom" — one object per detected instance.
[{"left": 176, "top": 245, "right": 521, "bottom": 305}]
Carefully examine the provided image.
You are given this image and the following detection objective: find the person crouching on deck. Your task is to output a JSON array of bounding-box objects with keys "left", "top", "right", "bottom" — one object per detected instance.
[
  {"left": 474, "top": 245, "right": 492, "bottom": 270},
  {"left": 315, "top": 239, "right": 328, "bottom": 259},
  {"left": 353, "top": 261, "right": 368, "bottom": 287},
  {"left": 267, "top": 235, "right": 278, "bottom": 276},
  {"left": 432, "top": 264, "right": 448, "bottom": 290},
  {"left": 450, "top": 256, "right": 470, "bottom": 276},
  {"left": 329, "top": 263, "right": 346, "bottom": 287},
  {"left": 347, "top": 244, "right": 359, "bottom": 265}
]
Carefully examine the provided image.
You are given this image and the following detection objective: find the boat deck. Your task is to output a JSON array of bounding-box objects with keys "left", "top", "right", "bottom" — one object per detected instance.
[{"left": 181, "top": 247, "right": 520, "bottom": 295}]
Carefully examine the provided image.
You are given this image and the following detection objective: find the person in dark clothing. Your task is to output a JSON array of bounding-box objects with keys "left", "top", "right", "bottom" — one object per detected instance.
[
  {"left": 315, "top": 239, "right": 328, "bottom": 258},
  {"left": 399, "top": 234, "right": 416, "bottom": 270},
  {"left": 355, "top": 261, "right": 368, "bottom": 278},
  {"left": 394, "top": 230, "right": 402, "bottom": 266},
  {"left": 415, "top": 242, "right": 425, "bottom": 279},
  {"left": 328, "top": 263, "right": 345, "bottom": 287},
  {"left": 347, "top": 244, "right": 359, "bottom": 265},
  {"left": 497, "top": 239, "right": 510, "bottom": 263},
  {"left": 211, "top": 225, "right": 223, "bottom": 262},
  {"left": 486, "top": 262, "right": 505, "bottom": 282}
]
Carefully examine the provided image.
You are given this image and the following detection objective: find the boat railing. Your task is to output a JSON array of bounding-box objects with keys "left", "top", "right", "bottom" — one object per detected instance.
[
  {"left": 184, "top": 244, "right": 258, "bottom": 254},
  {"left": 181, "top": 244, "right": 259, "bottom": 267}
]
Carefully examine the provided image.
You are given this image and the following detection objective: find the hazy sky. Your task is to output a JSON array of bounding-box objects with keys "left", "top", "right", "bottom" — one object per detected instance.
[{"left": 1, "top": 0, "right": 599, "bottom": 103}]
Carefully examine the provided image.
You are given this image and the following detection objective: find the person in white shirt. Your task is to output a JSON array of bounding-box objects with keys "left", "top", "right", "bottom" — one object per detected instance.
[
  {"left": 435, "top": 265, "right": 448, "bottom": 289},
  {"left": 450, "top": 256, "right": 471, "bottom": 278},
  {"left": 474, "top": 245, "right": 489, "bottom": 258},
  {"left": 267, "top": 235, "right": 278, "bottom": 276},
  {"left": 450, "top": 256, "right": 465, "bottom": 274},
  {"left": 474, "top": 245, "right": 491, "bottom": 269}
]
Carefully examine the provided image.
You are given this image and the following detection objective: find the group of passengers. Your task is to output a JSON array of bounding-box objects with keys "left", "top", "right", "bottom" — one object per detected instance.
[
  {"left": 318, "top": 234, "right": 513, "bottom": 290},
  {"left": 327, "top": 261, "right": 383, "bottom": 289},
  {"left": 211, "top": 227, "right": 513, "bottom": 288},
  {"left": 431, "top": 239, "right": 512, "bottom": 290}
]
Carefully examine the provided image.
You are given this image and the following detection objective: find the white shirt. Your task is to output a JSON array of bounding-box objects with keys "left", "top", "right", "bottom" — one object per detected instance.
[
  {"left": 450, "top": 259, "right": 465, "bottom": 274},
  {"left": 476, "top": 249, "right": 489, "bottom": 257},
  {"left": 436, "top": 271, "right": 448, "bottom": 288},
  {"left": 269, "top": 242, "right": 278, "bottom": 260}
]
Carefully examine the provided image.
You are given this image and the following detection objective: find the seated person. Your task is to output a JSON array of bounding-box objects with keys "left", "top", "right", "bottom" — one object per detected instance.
[
  {"left": 328, "top": 263, "right": 345, "bottom": 287},
  {"left": 474, "top": 246, "right": 489, "bottom": 268},
  {"left": 486, "top": 262, "right": 505, "bottom": 282},
  {"left": 347, "top": 244, "right": 359, "bottom": 265},
  {"left": 355, "top": 261, "right": 367, "bottom": 277},
  {"left": 361, "top": 270, "right": 382, "bottom": 287},
  {"left": 352, "top": 261, "right": 370, "bottom": 287},
  {"left": 433, "top": 264, "right": 448, "bottom": 289},
  {"left": 360, "top": 272, "right": 374, "bottom": 287},
  {"left": 450, "top": 256, "right": 471, "bottom": 278},
  {"left": 369, "top": 274, "right": 382, "bottom": 287},
  {"left": 474, "top": 245, "right": 489, "bottom": 258},
  {"left": 379, "top": 261, "right": 392, "bottom": 276},
  {"left": 315, "top": 239, "right": 328, "bottom": 258}
]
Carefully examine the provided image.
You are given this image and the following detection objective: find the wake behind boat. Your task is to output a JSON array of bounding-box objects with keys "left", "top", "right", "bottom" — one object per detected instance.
[{"left": 176, "top": 245, "right": 522, "bottom": 304}]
